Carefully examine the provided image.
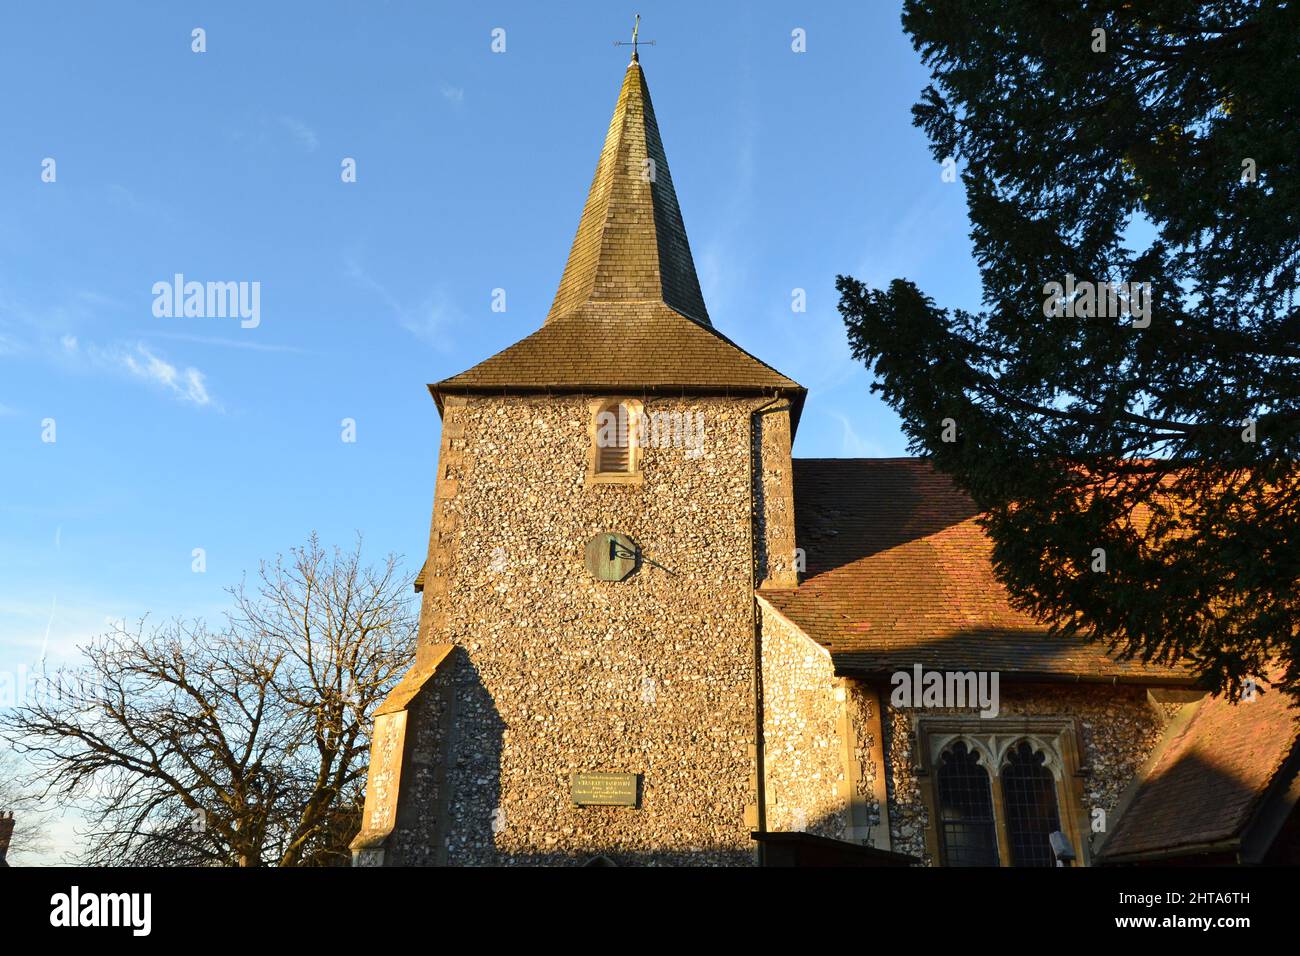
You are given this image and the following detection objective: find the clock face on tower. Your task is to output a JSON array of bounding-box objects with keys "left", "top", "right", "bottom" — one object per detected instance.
[{"left": 583, "top": 532, "right": 638, "bottom": 582}]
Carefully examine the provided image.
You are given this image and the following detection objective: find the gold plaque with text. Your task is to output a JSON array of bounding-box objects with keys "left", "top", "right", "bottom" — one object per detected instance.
[{"left": 571, "top": 772, "right": 639, "bottom": 807}]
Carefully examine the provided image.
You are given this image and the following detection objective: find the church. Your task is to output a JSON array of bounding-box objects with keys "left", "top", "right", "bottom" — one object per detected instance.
[{"left": 349, "top": 53, "right": 1300, "bottom": 867}]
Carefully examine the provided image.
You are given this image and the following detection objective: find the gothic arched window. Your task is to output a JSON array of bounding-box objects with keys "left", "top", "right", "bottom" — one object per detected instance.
[
  {"left": 593, "top": 400, "right": 640, "bottom": 475},
  {"left": 935, "top": 741, "right": 998, "bottom": 867},
  {"left": 917, "top": 718, "right": 1085, "bottom": 867},
  {"left": 1001, "top": 739, "right": 1062, "bottom": 867}
]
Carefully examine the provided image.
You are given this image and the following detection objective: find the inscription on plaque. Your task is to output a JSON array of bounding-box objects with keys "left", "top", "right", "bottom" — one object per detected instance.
[{"left": 571, "top": 772, "right": 639, "bottom": 807}]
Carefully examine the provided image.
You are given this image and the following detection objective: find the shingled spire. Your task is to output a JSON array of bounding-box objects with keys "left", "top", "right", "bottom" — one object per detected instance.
[
  {"left": 431, "top": 55, "right": 803, "bottom": 407},
  {"left": 547, "top": 57, "right": 709, "bottom": 326}
]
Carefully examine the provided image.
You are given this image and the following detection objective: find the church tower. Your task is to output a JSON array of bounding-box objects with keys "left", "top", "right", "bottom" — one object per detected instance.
[{"left": 352, "top": 51, "right": 804, "bottom": 866}]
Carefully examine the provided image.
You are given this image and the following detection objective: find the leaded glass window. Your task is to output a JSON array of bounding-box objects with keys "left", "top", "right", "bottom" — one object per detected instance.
[
  {"left": 935, "top": 741, "right": 998, "bottom": 866},
  {"left": 1001, "top": 740, "right": 1062, "bottom": 867}
]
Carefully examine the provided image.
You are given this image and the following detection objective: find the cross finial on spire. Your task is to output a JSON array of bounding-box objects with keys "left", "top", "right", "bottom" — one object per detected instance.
[{"left": 613, "top": 13, "right": 654, "bottom": 62}]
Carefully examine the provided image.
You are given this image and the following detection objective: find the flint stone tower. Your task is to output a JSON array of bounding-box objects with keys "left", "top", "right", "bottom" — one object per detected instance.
[{"left": 350, "top": 53, "right": 804, "bottom": 866}]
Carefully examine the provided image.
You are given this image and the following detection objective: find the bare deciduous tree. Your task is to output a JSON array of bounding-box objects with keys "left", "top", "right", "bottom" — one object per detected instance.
[
  {"left": 0, "top": 749, "right": 54, "bottom": 864},
  {"left": 0, "top": 534, "right": 415, "bottom": 866}
]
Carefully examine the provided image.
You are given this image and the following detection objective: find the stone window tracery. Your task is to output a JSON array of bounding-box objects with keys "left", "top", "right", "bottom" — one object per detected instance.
[{"left": 914, "top": 717, "right": 1088, "bottom": 867}]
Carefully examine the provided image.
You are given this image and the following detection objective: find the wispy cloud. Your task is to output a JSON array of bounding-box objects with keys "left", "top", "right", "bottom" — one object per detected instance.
[
  {"left": 39, "top": 593, "right": 56, "bottom": 668},
  {"left": 279, "top": 115, "right": 319, "bottom": 152},
  {"left": 105, "top": 184, "right": 175, "bottom": 222},
  {"left": 2, "top": 285, "right": 113, "bottom": 345},
  {"left": 107, "top": 183, "right": 143, "bottom": 210},
  {"left": 1, "top": 288, "right": 221, "bottom": 408},
  {"left": 828, "top": 409, "right": 883, "bottom": 457},
  {"left": 697, "top": 78, "right": 758, "bottom": 322},
  {"left": 143, "top": 330, "right": 309, "bottom": 354},
  {"left": 119, "top": 344, "right": 213, "bottom": 406},
  {"left": 344, "top": 255, "right": 460, "bottom": 350},
  {"left": 853, "top": 184, "right": 952, "bottom": 290},
  {"left": 0, "top": 596, "right": 116, "bottom": 663},
  {"left": 440, "top": 83, "right": 465, "bottom": 106},
  {"left": 61, "top": 335, "right": 218, "bottom": 408}
]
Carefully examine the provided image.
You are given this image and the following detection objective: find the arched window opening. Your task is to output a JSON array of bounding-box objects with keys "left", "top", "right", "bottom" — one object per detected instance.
[
  {"left": 935, "top": 741, "right": 998, "bottom": 867},
  {"left": 1001, "top": 740, "right": 1062, "bottom": 867}
]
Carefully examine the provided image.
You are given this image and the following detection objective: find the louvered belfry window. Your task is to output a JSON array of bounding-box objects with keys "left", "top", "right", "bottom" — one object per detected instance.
[{"left": 595, "top": 401, "right": 638, "bottom": 473}]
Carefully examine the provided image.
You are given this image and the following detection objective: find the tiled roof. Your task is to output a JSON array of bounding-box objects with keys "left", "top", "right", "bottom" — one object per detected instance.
[
  {"left": 433, "top": 58, "right": 802, "bottom": 400},
  {"left": 760, "top": 458, "right": 1192, "bottom": 682},
  {"left": 1099, "top": 677, "right": 1300, "bottom": 860}
]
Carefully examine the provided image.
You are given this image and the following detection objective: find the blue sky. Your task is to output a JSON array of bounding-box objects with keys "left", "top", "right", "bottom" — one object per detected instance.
[{"left": 0, "top": 2, "right": 982, "bottom": 857}]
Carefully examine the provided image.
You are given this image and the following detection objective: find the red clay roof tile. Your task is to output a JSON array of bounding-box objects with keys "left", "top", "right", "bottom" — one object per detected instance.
[
  {"left": 761, "top": 458, "right": 1191, "bottom": 682},
  {"left": 1100, "top": 676, "right": 1299, "bottom": 859}
]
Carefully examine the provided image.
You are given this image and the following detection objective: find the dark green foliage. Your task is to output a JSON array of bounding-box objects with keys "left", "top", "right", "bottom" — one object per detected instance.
[{"left": 838, "top": 0, "right": 1300, "bottom": 698}]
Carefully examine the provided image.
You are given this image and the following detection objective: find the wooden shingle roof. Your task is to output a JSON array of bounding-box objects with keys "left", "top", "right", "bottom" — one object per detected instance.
[
  {"left": 760, "top": 458, "right": 1193, "bottom": 683},
  {"left": 432, "top": 57, "right": 802, "bottom": 405},
  {"left": 434, "top": 301, "right": 800, "bottom": 393},
  {"left": 546, "top": 56, "right": 708, "bottom": 327}
]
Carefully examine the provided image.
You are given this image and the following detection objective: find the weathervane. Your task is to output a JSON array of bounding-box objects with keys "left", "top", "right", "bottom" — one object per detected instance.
[{"left": 613, "top": 13, "right": 655, "bottom": 61}]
